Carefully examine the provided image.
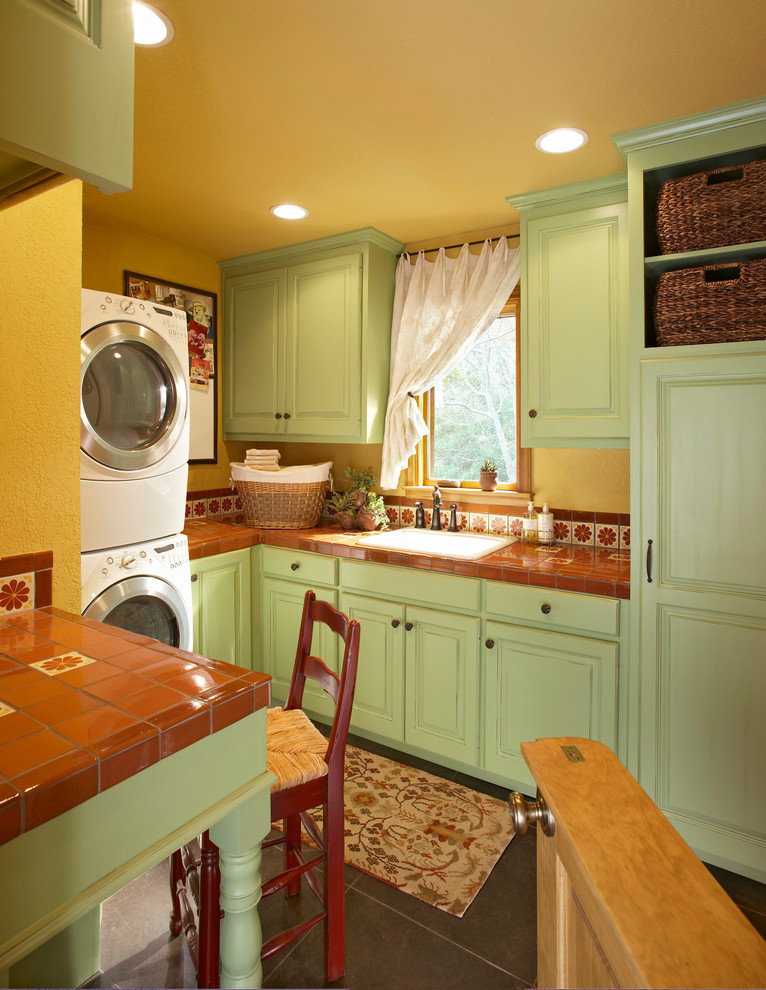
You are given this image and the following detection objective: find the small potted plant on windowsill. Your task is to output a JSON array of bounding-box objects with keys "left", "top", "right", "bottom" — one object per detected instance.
[{"left": 479, "top": 458, "right": 499, "bottom": 492}]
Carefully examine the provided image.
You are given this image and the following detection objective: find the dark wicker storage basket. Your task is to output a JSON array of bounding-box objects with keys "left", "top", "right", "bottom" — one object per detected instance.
[
  {"left": 655, "top": 159, "right": 766, "bottom": 254},
  {"left": 234, "top": 479, "right": 330, "bottom": 529},
  {"left": 654, "top": 259, "right": 766, "bottom": 346}
]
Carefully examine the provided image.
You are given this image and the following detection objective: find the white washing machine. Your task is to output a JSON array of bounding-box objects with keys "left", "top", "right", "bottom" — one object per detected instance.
[
  {"left": 81, "top": 289, "right": 190, "bottom": 552},
  {"left": 81, "top": 534, "right": 193, "bottom": 651}
]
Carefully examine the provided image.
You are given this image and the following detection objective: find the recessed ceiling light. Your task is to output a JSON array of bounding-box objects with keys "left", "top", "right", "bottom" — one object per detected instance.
[
  {"left": 535, "top": 128, "right": 589, "bottom": 154},
  {"left": 270, "top": 204, "right": 310, "bottom": 220},
  {"left": 133, "top": 2, "right": 174, "bottom": 47}
]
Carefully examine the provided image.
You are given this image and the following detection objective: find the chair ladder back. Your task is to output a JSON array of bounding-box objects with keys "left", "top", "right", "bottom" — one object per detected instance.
[{"left": 324, "top": 618, "right": 361, "bottom": 775}]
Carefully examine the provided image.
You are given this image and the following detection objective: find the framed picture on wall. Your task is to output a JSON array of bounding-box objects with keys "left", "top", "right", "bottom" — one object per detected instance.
[{"left": 124, "top": 271, "right": 217, "bottom": 464}]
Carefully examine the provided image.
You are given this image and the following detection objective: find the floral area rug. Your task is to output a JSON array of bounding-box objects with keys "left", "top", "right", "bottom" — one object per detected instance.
[{"left": 300, "top": 746, "right": 515, "bottom": 918}]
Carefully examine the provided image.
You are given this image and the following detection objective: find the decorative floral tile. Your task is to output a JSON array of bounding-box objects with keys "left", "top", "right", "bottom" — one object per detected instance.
[
  {"left": 620, "top": 526, "right": 631, "bottom": 550},
  {"left": 509, "top": 516, "right": 524, "bottom": 538},
  {"left": 385, "top": 505, "right": 400, "bottom": 526},
  {"left": 185, "top": 501, "right": 192, "bottom": 519},
  {"left": 456, "top": 512, "right": 469, "bottom": 532},
  {"left": 207, "top": 497, "right": 221, "bottom": 516},
  {"left": 220, "top": 494, "right": 234, "bottom": 514},
  {"left": 554, "top": 521, "right": 570, "bottom": 543},
  {"left": 489, "top": 515, "right": 508, "bottom": 535},
  {"left": 0, "top": 702, "right": 14, "bottom": 718},
  {"left": 0, "top": 574, "right": 35, "bottom": 615},
  {"left": 31, "top": 652, "right": 96, "bottom": 676},
  {"left": 572, "top": 522, "right": 594, "bottom": 546},
  {"left": 469, "top": 512, "right": 489, "bottom": 534},
  {"left": 400, "top": 506, "right": 416, "bottom": 526},
  {"left": 596, "top": 524, "right": 619, "bottom": 548},
  {"left": 193, "top": 499, "right": 207, "bottom": 518},
  {"left": 233, "top": 494, "right": 244, "bottom": 512}
]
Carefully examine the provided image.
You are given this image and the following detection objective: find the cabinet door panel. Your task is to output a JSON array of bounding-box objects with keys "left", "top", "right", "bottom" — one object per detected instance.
[
  {"left": 191, "top": 549, "right": 252, "bottom": 669},
  {"left": 287, "top": 254, "right": 361, "bottom": 437},
  {"left": 404, "top": 607, "right": 480, "bottom": 763},
  {"left": 484, "top": 621, "right": 618, "bottom": 791},
  {"left": 261, "top": 578, "right": 338, "bottom": 717},
  {"left": 522, "top": 200, "right": 628, "bottom": 445},
  {"left": 224, "top": 270, "right": 286, "bottom": 434},
  {"left": 340, "top": 593, "right": 404, "bottom": 741}
]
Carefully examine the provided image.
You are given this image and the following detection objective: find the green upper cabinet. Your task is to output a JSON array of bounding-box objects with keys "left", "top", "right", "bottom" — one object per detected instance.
[
  {"left": 507, "top": 176, "right": 629, "bottom": 448},
  {"left": 220, "top": 228, "right": 404, "bottom": 443},
  {"left": 0, "top": 0, "right": 134, "bottom": 197}
]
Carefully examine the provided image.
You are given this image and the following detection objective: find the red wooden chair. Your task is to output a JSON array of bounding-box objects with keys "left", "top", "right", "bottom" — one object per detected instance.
[{"left": 169, "top": 589, "right": 361, "bottom": 986}]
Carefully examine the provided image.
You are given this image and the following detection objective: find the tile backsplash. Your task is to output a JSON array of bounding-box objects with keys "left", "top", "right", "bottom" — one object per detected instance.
[
  {"left": 0, "top": 550, "right": 53, "bottom": 617},
  {"left": 187, "top": 489, "right": 630, "bottom": 551}
]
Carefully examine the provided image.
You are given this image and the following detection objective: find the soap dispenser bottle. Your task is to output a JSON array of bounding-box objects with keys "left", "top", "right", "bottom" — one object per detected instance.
[
  {"left": 521, "top": 500, "right": 538, "bottom": 543},
  {"left": 537, "top": 503, "right": 555, "bottom": 546}
]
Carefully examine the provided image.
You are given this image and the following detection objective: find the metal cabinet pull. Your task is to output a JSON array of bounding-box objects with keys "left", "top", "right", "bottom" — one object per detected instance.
[
  {"left": 646, "top": 539, "right": 653, "bottom": 583},
  {"left": 541, "top": 603, "right": 551, "bottom": 615},
  {"left": 508, "top": 790, "right": 555, "bottom": 837},
  {"left": 284, "top": 412, "right": 291, "bottom": 420},
  {"left": 405, "top": 621, "right": 413, "bottom": 631},
  {"left": 190, "top": 573, "right": 198, "bottom": 583},
  {"left": 485, "top": 639, "right": 495, "bottom": 649},
  {"left": 391, "top": 619, "right": 400, "bottom": 628},
  {"left": 275, "top": 412, "right": 282, "bottom": 419},
  {"left": 528, "top": 409, "right": 537, "bottom": 418},
  {"left": 290, "top": 562, "right": 299, "bottom": 571}
]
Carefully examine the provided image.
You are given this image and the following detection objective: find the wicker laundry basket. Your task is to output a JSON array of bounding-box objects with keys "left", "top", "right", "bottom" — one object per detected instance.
[
  {"left": 654, "top": 259, "right": 766, "bottom": 346},
  {"left": 655, "top": 159, "right": 766, "bottom": 254},
  {"left": 231, "top": 461, "right": 332, "bottom": 529}
]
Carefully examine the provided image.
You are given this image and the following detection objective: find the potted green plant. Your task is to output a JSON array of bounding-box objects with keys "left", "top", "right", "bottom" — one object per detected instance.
[
  {"left": 479, "top": 458, "right": 499, "bottom": 492},
  {"left": 330, "top": 490, "right": 357, "bottom": 529},
  {"left": 344, "top": 465, "right": 377, "bottom": 508},
  {"left": 356, "top": 491, "right": 389, "bottom": 532}
]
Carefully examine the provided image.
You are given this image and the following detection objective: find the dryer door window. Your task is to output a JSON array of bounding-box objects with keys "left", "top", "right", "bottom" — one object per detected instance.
[
  {"left": 81, "top": 321, "right": 188, "bottom": 471},
  {"left": 83, "top": 575, "right": 191, "bottom": 651}
]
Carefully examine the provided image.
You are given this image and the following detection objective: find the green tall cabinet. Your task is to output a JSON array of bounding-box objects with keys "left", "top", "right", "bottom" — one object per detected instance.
[
  {"left": 507, "top": 175, "right": 630, "bottom": 447},
  {"left": 614, "top": 97, "right": 766, "bottom": 881},
  {"left": 220, "top": 228, "right": 404, "bottom": 443}
]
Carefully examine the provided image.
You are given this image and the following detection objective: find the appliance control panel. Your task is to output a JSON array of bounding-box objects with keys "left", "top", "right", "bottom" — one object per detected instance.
[
  {"left": 93, "top": 536, "right": 189, "bottom": 578},
  {"left": 96, "top": 293, "right": 188, "bottom": 342}
]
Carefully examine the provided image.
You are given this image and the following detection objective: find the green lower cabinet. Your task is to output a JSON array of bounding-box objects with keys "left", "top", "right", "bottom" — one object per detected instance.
[
  {"left": 340, "top": 592, "right": 405, "bottom": 741},
  {"left": 191, "top": 548, "right": 252, "bottom": 669},
  {"left": 404, "top": 606, "right": 480, "bottom": 764},
  {"left": 261, "top": 576, "right": 339, "bottom": 717},
  {"left": 483, "top": 620, "right": 618, "bottom": 792}
]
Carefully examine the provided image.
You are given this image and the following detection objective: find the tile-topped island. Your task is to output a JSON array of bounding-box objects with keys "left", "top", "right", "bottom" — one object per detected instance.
[{"left": 0, "top": 601, "right": 272, "bottom": 989}]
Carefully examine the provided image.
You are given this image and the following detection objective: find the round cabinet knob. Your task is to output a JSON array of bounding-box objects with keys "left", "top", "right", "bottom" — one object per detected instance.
[
  {"left": 290, "top": 562, "right": 299, "bottom": 571},
  {"left": 275, "top": 412, "right": 282, "bottom": 419},
  {"left": 284, "top": 412, "right": 291, "bottom": 420},
  {"left": 528, "top": 409, "right": 537, "bottom": 418},
  {"left": 541, "top": 603, "right": 551, "bottom": 615},
  {"left": 190, "top": 573, "right": 198, "bottom": 582},
  {"left": 405, "top": 621, "right": 413, "bottom": 631},
  {"left": 391, "top": 619, "right": 400, "bottom": 628},
  {"left": 508, "top": 790, "right": 555, "bottom": 837},
  {"left": 485, "top": 639, "right": 495, "bottom": 649}
]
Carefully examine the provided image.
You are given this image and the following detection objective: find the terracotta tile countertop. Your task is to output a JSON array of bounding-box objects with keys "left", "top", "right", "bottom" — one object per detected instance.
[
  {"left": 185, "top": 518, "right": 631, "bottom": 600},
  {"left": 0, "top": 608, "right": 270, "bottom": 847}
]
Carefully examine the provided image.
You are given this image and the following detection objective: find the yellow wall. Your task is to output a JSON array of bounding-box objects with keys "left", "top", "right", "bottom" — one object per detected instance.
[
  {"left": 0, "top": 179, "right": 82, "bottom": 610},
  {"left": 82, "top": 220, "right": 631, "bottom": 515}
]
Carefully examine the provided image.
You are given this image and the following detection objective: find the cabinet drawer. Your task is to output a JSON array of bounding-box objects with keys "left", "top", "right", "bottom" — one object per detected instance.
[
  {"left": 485, "top": 581, "right": 619, "bottom": 637},
  {"left": 339, "top": 560, "right": 481, "bottom": 612},
  {"left": 261, "top": 547, "right": 338, "bottom": 586}
]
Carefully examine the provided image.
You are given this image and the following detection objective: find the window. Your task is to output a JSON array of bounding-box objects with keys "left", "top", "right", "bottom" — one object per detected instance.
[{"left": 418, "top": 290, "right": 530, "bottom": 491}]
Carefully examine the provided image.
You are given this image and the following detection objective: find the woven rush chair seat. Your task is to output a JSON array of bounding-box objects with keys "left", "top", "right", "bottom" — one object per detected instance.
[{"left": 266, "top": 706, "right": 328, "bottom": 791}]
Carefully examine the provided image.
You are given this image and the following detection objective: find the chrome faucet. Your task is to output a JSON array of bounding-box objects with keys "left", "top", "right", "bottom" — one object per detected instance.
[{"left": 430, "top": 486, "right": 442, "bottom": 530}]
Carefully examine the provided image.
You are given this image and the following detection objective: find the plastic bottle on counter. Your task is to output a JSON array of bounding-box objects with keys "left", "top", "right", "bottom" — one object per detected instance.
[
  {"left": 521, "top": 500, "right": 538, "bottom": 543},
  {"left": 537, "top": 503, "right": 555, "bottom": 545}
]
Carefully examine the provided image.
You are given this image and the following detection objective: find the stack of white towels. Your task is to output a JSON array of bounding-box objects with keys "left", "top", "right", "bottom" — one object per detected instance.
[{"left": 244, "top": 448, "right": 280, "bottom": 471}]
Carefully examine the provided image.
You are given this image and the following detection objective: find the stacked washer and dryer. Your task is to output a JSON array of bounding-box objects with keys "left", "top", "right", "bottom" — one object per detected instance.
[{"left": 80, "top": 290, "right": 194, "bottom": 651}]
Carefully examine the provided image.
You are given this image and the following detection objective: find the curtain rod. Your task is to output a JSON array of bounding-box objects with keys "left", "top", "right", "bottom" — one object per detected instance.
[{"left": 397, "top": 233, "right": 520, "bottom": 258}]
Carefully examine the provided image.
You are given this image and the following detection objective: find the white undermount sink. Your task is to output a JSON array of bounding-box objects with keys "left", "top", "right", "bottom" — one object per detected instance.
[{"left": 356, "top": 527, "right": 518, "bottom": 561}]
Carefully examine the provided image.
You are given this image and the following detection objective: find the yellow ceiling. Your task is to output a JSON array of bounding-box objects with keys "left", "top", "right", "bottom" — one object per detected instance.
[{"left": 82, "top": 0, "right": 766, "bottom": 261}]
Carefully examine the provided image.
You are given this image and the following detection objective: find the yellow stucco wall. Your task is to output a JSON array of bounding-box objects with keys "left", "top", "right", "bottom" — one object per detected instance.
[{"left": 0, "top": 179, "right": 82, "bottom": 611}]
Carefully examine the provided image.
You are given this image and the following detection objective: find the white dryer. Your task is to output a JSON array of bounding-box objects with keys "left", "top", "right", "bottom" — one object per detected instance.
[
  {"left": 81, "top": 534, "right": 193, "bottom": 651},
  {"left": 81, "top": 289, "right": 190, "bottom": 552}
]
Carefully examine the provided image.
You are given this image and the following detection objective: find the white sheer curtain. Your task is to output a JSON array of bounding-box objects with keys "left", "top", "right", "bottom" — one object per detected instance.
[{"left": 380, "top": 237, "right": 521, "bottom": 490}]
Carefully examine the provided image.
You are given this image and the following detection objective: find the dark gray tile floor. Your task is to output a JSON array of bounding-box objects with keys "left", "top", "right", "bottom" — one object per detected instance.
[{"left": 85, "top": 734, "right": 766, "bottom": 990}]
